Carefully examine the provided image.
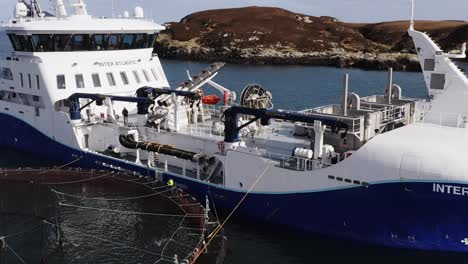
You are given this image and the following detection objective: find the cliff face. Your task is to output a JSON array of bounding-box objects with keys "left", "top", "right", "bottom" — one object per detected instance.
[{"left": 154, "top": 6, "right": 468, "bottom": 71}]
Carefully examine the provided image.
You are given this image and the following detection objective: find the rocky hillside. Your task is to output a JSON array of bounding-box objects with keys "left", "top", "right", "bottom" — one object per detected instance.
[{"left": 154, "top": 7, "right": 468, "bottom": 71}]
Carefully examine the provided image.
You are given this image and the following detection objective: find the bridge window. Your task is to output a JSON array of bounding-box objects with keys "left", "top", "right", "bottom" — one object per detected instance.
[
  {"left": 146, "top": 33, "right": 158, "bottom": 48},
  {"left": 134, "top": 34, "right": 146, "bottom": 48},
  {"left": 10, "top": 35, "right": 34, "bottom": 52},
  {"left": 54, "top": 35, "right": 72, "bottom": 51},
  {"left": 142, "top": 69, "right": 151, "bottom": 82},
  {"left": 9, "top": 33, "right": 158, "bottom": 52},
  {"left": 75, "top": 74, "right": 85, "bottom": 88},
  {"left": 120, "top": 72, "right": 129, "bottom": 85},
  {"left": 121, "top": 34, "right": 135, "bottom": 49},
  {"left": 133, "top": 71, "right": 141, "bottom": 84},
  {"left": 107, "top": 34, "right": 122, "bottom": 50},
  {"left": 92, "top": 73, "right": 102, "bottom": 87},
  {"left": 91, "top": 34, "right": 107, "bottom": 51},
  {"left": 8, "top": 34, "right": 24, "bottom": 51},
  {"left": 71, "top": 34, "right": 90, "bottom": 51},
  {"left": 106, "top": 72, "right": 116, "bottom": 86},
  {"left": 32, "top": 34, "right": 53, "bottom": 52},
  {"left": 57, "top": 75, "right": 66, "bottom": 89}
]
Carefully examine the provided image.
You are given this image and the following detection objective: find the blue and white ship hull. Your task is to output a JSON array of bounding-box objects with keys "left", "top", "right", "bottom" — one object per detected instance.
[
  {"left": 2, "top": 0, "right": 468, "bottom": 255},
  {"left": 3, "top": 112, "right": 468, "bottom": 253}
]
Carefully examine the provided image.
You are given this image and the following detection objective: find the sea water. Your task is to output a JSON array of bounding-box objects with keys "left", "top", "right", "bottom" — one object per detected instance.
[{"left": 1, "top": 59, "right": 468, "bottom": 263}]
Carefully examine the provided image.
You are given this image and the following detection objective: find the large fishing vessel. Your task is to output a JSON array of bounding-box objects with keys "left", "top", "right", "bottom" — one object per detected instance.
[{"left": 1, "top": 0, "right": 468, "bottom": 253}]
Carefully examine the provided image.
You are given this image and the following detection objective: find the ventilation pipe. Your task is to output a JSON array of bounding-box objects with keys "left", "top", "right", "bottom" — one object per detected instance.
[
  {"left": 348, "top": 93, "right": 361, "bottom": 110},
  {"left": 386, "top": 67, "right": 393, "bottom": 104},
  {"left": 391, "top": 84, "right": 402, "bottom": 101},
  {"left": 342, "top": 74, "right": 349, "bottom": 116}
]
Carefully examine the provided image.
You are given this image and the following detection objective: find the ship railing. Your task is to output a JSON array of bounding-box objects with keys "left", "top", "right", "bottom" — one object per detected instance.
[
  {"left": 415, "top": 111, "right": 468, "bottom": 128},
  {"left": 229, "top": 149, "right": 332, "bottom": 172}
]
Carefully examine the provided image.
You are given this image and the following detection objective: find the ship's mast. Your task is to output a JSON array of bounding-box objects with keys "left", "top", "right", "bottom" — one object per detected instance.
[{"left": 410, "top": 0, "right": 415, "bottom": 30}]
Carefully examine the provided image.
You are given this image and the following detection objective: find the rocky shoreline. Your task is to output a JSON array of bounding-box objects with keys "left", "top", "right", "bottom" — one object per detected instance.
[
  {"left": 155, "top": 37, "right": 420, "bottom": 71},
  {"left": 154, "top": 7, "right": 468, "bottom": 71}
]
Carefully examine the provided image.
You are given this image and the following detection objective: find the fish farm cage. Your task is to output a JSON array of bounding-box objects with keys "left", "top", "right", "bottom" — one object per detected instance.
[{"left": 0, "top": 167, "right": 226, "bottom": 264}]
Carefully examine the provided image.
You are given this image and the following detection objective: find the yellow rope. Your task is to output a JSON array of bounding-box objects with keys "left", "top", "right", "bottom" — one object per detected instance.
[{"left": 192, "top": 163, "right": 271, "bottom": 263}]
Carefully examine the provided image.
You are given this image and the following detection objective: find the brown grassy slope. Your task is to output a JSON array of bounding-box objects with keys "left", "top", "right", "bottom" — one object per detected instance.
[{"left": 161, "top": 7, "right": 468, "bottom": 54}]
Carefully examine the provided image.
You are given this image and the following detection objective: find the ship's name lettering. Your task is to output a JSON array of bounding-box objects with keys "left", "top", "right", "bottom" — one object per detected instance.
[
  {"left": 96, "top": 60, "right": 138, "bottom": 67},
  {"left": 433, "top": 184, "right": 468, "bottom": 196}
]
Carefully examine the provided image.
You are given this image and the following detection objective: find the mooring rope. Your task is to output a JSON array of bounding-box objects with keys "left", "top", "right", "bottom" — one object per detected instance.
[
  {"left": 4, "top": 241, "right": 27, "bottom": 264},
  {"left": 39, "top": 157, "right": 83, "bottom": 175},
  {"left": 192, "top": 163, "right": 272, "bottom": 263},
  {"left": 58, "top": 203, "right": 204, "bottom": 218},
  {"left": 41, "top": 171, "right": 117, "bottom": 185},
  {"left": 51, "top": 186, "right": 174, "bottom": 202}
]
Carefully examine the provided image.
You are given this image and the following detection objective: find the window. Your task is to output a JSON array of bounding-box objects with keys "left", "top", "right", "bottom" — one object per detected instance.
[
  {"left": 106, "top": 72, "right": 116, "bottom": 86},
  {"left": 133, "top": 71, "right": 141, "bottom": 83},
  {"left": 431, "top": 73, "right": 446, "bottom": 90},
  {"left": 57, "top": 75, "right": 66, "bottom": 89},
  {"left": 36, "top": 75, "right": 40, "bottom": 90},
  {"left": 8, "top": 34, "right": 24, "bottom": 51},
  {"left": 133, "top": 34, "right": 146, "bottom": 48},
  {"left": 19, "top": 73, "right": 24, "bottom": 87},
  {"left": 145, "top": 33, "right": 158, "bottom": 48},
  {"left": 424, "top": 59, "right": 435, "bottom": 71},
  {"left": 151, "top": 69, "right": 159, "bottom": 81},
  {"left": 10, "top": 33, "right": 158, "bottom": 52},
  {"left": 71, "top": 34, "right": 90, "bottom": 51},
  {"left": 0, "top": 68, "right": 13, "bottom": 80},
  {"left": 28, "top": 74, "right": 32, "bottom": 89},
  {"left": 35, "top": 107, "right": 40, "bottom": 117},
  {"left": 17, "top": 35, "right": 34, "bottom": 52},
  {"left": 91, "top": 34, "right": 107, "bottom": 51},
  {"left": 92, "top": 74, "right": 102, "bottom": 87},
  {"left": 54, "top": 35, "right": 72, "bottom": 51},
  {"left": 121, "top": 34, "right": 135, "bottom": 49},
  {"left": 120, "top": 72, "right": 129, "bottom": 85},
  {"left": 33, "top": 96, "right": 40, "bottom": 102},
  {"left": 142, "top": 70, "right": 151, "bottom": 82},
  {"left": 75, "top": 74, "right": 85, "bottom": 88},
  {"left": 107, "top": 34, "right": 122, "bottom": 50},
  {"left": 32, "top": 34, "right": 53, "bottom": 52}
]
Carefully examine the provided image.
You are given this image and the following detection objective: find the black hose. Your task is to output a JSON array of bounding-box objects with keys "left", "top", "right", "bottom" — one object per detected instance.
[{"left": 119, "top": 135, "right": 213, "bottom": 164}]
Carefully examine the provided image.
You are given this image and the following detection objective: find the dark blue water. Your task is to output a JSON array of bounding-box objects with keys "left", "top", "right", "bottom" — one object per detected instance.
[{"left": 2, "top": 60, "right": 468, "bottom": 263}]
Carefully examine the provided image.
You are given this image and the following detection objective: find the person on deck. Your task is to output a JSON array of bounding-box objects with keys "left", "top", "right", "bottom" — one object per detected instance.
[{"left": 122, "top": 107, "right": 129, "bottom": 126}]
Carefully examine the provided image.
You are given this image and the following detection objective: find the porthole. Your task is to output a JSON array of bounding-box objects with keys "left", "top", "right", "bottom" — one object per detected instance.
[
  {"left": 344, "top": 179, "right": 352, "bottom": 183},
  {"left": 336, "top": 177, "right": 343, "bottom": 182},
  {"left": 353, "top": 180, "right": 361, "bottom": 185}
]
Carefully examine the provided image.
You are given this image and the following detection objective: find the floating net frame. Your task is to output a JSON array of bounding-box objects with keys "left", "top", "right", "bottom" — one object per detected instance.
[{"left": 0, "top": 167, "right": 218, "bottom": 264}]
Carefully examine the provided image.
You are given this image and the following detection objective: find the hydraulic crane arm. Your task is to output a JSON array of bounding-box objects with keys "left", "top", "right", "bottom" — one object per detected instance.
[{"left": 222, "top": 106, "right": 350, "bottom": 143}]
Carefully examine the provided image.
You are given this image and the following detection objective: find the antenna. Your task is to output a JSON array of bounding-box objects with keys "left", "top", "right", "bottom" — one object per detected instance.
[
  {"left": 111, "top": 0, "right": 114, "bottom": 18},
  {"left": 410, "top": 0, "right": 415, "bottom": 30}
]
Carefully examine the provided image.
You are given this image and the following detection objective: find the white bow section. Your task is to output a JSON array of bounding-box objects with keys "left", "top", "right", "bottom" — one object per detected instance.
[{"left": 408, "top": 27, "right": 468, "bottom": 124}]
